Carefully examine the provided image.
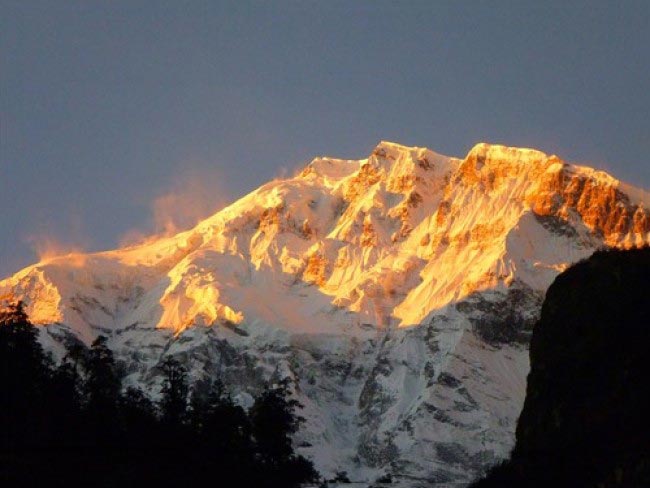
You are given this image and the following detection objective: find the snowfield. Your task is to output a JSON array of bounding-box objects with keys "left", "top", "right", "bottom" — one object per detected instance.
[{"left": 2, "top": 141, "right": 648, "bottom": 486}]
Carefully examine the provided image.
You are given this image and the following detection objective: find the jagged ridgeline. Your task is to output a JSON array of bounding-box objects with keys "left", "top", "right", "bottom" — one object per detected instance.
[
  {"left": 1, "top": 141, "right": 649, "bottom": 485},
  {"left": 472, "top": 247, "right": 650, "bottom": 487}
]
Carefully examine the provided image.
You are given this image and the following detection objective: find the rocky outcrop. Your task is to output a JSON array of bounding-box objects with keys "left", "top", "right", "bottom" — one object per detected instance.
[{"left": 472, "top": 248, "right": 650, "bottom": 487}]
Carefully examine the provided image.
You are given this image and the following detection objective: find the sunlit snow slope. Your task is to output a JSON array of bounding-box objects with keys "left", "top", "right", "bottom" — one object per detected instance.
[{"left": 2, "top": 141, "right": 648, "bottom": 486}]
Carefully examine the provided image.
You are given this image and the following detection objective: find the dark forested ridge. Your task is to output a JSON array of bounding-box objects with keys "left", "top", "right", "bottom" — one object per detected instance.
[
  {"left": 0, "top": 300, "right": 318, "bottom": 488},
  {"left": 472, "top": 248, "right": 650, "bottom": 487}
]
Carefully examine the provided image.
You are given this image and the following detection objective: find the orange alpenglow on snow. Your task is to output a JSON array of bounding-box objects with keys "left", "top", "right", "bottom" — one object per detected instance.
[
  {"left": 3, "top": 141, "right": 649, "bottom": 483},
  {"left": 1, "top": 141, "right": 648, "bottom": 339}
]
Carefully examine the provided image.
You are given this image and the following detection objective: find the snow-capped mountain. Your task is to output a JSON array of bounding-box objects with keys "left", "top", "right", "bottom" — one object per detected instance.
[{"left": 2, "top": 141, "right": 648, "bottom": 485}]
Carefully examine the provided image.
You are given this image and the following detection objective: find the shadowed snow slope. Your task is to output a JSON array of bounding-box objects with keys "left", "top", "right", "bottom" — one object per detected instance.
[{"left": 2, "top": 141, "right": 649, "bottom": 486}]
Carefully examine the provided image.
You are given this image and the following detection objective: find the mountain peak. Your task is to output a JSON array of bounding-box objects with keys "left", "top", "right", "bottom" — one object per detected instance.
[
  {"left": 374, "top": 139, "right": 415, "bottom": 153},
  {"left": 2, "top": 140, "right": 648, "bottom": 335},
  {"left": 371, "top": 139, "right": 453, "bottom": 164},
  {"left": 1, "top": 140, "right": 648, "bottom": 484},
  {"left": 466, "top": 142, "right": 549, "bottom": 160}
]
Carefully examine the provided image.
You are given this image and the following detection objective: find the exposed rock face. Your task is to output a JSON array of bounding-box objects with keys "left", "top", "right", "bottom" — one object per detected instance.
[
  {"left": 472, "top": 248, "right": 650, "bottom": 487},
  {"left": 1, "top": 141, "right": 648, "bottom": 486}
]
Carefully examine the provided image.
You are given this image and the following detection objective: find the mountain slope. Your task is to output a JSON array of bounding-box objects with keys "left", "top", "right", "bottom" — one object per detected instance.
[
  {"left": 472, "top": 248, "right": 650, "bottom": 487},
  {"left": 1, "top": 141, "right": 648, "bottom": 485}
]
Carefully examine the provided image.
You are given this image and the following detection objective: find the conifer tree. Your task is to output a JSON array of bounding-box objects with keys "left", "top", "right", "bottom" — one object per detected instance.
[
  {"left": 1, "top": 301, "right": 321, "bottom": 487},
  {"left": 0, "top": 300, "right": 51, "bottom": 448},
  {"left": 46, "top": 355, "right": 84, "bottom": 448},
  {"left": 250, "top": 378, "right": 318, "bottom": 487},
  {"left": 85, "top": 335, "right": 121, "bottom": 444},
  {"left": 159, "top": 356, "right": 189, "bottom": 427}
]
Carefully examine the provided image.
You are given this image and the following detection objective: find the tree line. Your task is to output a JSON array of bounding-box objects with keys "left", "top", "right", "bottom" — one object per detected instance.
[{"left": 0, "top": 300, "right": 319, "bottom": 487}]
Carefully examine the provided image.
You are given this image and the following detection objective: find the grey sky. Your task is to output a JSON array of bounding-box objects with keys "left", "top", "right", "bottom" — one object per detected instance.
[{"left": 2, "top": 1, "right": 649, "bottom": 277}]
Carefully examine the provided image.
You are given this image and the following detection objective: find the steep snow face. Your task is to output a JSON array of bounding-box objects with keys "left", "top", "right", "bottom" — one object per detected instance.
[{"left": 1, "top": 141, "right": 649, "bottom": 486}]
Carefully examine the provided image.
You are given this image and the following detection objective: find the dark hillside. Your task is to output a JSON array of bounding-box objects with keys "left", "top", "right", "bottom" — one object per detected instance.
[{"left": 472, "top": 248, "right": 650, "bottom": 487}]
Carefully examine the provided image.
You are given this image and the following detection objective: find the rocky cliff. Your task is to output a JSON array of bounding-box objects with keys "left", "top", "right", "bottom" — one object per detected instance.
[{"left": 472, "top": 248, "right": 650, "bottom": 487}]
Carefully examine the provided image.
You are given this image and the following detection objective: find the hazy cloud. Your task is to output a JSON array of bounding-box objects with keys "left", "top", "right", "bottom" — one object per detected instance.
[{"left": 120, "top": 167, "right": 231, "bottom": 247}]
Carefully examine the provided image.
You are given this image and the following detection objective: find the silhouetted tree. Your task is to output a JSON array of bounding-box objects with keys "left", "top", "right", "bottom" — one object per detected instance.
[
  {"left": 251, "top": 378, "right": 302, "bottom": 465},
  {"left": 0, "top": 300, "right": 51, "bottom": 448},
  {"left": 1, "top": 301, "right": 321, "bottom": 487},
  {"left": 47, "top": 356, "right": 84, "bottom": 446},
  {"left": 201, "top": 378, "right": 253, "bottom": 454},
  {"left": 188, "top": 376, "right": 220, "bottom": 431},
  {"left": 120, "top": 386, "right": 157, "bottom": 437},
  {"left": 250, "top": 378, "right": 319, "bottom": 487},
  {"left": 186, "top": 377, "right": 255, "bottom": 482},
  {"left": 84, "top": 335, "right": 121, "bottom": 444},
  {"left": 159, "top": 356, "right": 189, "bottom": 427}
]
